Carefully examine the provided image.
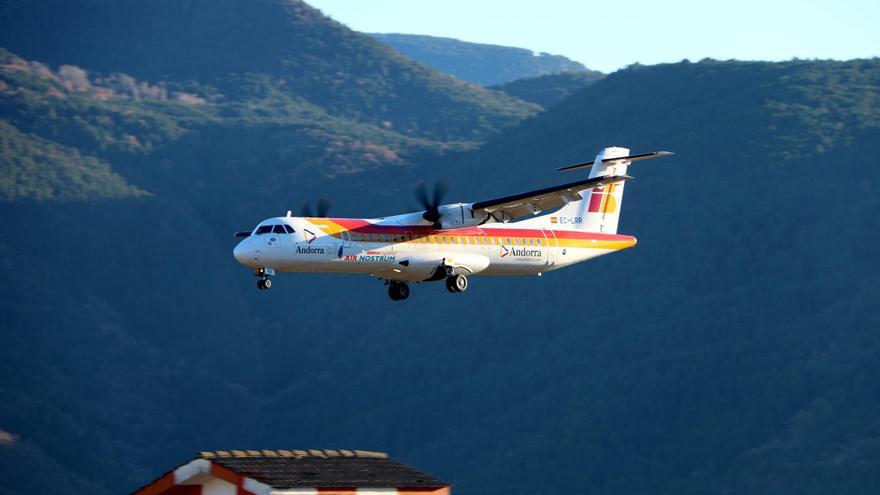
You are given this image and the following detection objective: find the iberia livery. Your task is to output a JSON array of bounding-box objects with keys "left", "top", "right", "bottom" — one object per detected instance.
[{"left": 233, "top": 147, "right": 672, "bottom": 300}]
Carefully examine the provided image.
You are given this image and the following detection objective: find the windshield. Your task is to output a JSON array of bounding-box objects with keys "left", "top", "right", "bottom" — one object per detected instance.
[{"left": 254, "top": 223, "right": 295, "bottom": 235}]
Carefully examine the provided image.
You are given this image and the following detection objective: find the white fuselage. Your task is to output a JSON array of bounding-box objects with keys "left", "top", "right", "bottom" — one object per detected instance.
[{"left": 233, "top": 213, "right": 637, "bottom": 282}]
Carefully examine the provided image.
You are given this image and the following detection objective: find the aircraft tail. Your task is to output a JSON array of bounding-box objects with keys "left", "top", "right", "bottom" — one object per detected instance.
[{"left": 553, "top": 146, "right": 632, "bottom": 234}]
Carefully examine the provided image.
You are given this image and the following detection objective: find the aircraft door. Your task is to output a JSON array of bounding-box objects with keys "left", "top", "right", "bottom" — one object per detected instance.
[
  {"left": 338, "top": 230, "right": 352, "bottom": 259},
  {"left": 541, "top": 229, "right": 558, "bottom": 266}
]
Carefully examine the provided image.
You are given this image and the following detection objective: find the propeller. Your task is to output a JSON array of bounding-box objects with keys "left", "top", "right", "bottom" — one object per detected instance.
[
  {"left": 299, "top": 197, "right": 332, "bottom": 217},
  {"left": 415, "top": 180, "right": 448, "bottom": 227}
]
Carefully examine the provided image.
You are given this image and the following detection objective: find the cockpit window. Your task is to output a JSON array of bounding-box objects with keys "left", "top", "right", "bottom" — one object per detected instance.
[
  {"left": 255, "top": 225, "right": 273, "bottom": 235},
  {"left": 273, "top": 225, "right": 286, "bottom": 234},
  {"left": 284, "top": 225, "right": 295, "bottom": 234}
]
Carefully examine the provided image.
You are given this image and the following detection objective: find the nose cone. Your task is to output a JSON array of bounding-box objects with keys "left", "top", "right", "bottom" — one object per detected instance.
[{"left": 233, "top": 239, "right": 252, "bottom": 265}]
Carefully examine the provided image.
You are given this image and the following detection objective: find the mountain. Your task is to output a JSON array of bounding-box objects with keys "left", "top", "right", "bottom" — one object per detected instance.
[
  {"left": 492, "top": 70, "right": 605, "bottom": 107},
  {"left": 371, "top": 33, "right": 591, "bottom": 86},
  {"left": 2, "top": 4, "right": 880, "bottom": 494},
  {"left": 0, "top": 0, "right": 537, "bottom": 144}
]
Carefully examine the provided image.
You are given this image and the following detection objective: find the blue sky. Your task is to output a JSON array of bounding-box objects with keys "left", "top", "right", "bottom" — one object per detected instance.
[{"left": 308, "top": 0, "right": 879, "bottom": 73}]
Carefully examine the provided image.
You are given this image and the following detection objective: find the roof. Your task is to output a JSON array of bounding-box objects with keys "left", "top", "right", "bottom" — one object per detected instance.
[{"left": 134, "top": 449, "right": 449, "bottom": 493}]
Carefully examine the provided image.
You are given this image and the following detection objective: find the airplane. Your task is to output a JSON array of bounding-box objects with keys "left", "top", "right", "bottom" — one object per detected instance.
[{"left": 233, "top": 146, "right": 672, "bottom": 300}]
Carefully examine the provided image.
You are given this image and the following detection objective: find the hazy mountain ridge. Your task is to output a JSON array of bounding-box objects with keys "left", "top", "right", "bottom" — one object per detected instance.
[{"left": 371, "top": 33, "right": 592, "bottom": 85}]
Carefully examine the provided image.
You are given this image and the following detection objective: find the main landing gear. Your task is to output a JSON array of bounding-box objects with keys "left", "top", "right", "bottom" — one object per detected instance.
[
  {"left": 445, "top": 273, "right": 468, "bottom": 293},
  {"left": 388, "top": 281, "right": 410, "bottom": 301},
  {"left": 257, "top": 278, "right": 272, "bottom": 290}
]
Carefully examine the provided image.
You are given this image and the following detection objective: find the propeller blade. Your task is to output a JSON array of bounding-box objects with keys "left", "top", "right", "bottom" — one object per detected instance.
[
  {"left": 415, "top": 182, "right": 431, "bottom": 210},
  {"left": 316, "top": 198, "right": 332, "bottom": 217},
  {"left": 432, "top": 180, "right": 448, "bottom": 207},
  {"left": 415, "top": 180, "right": 447, "bottom": 223},
  {"left": 299, "top": 201, "right": 313, "bottom": 217}
]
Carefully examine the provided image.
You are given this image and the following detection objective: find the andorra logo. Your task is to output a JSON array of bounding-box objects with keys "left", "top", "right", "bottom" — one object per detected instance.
[
  {"left": 501, "top": 245, "right": 541, "bottom": 258},
  {"left": 303, "top": 228, "right": 317, "bottom": 244}
]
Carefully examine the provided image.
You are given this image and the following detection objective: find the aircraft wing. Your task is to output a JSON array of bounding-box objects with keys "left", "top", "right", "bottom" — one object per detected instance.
[{"left": 471, "top": 174, "right": 630, "bottom": 221}]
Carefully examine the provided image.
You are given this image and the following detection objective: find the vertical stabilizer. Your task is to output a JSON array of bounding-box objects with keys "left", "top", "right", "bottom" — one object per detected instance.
[{"left": 555, "top": 146, "right": 630, "bottom": 234}]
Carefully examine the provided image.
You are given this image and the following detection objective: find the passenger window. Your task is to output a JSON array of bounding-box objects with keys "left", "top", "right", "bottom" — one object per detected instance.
[
  {"left": 432, "top": 236, "right": 439, "bottom": 243},
  {"left": 256, "top": 225, "right": 272, "bottom": 235},
  {"left": 537, "top": 238, "right": 543, "bottom": 245},
  {"left": 451, "top": 237, "right": 457, "bottom": 244},
  {"left": 506, "top": 237, "right": 511, "bottom": 244},
  {"left": 529, "top": 238, "right": 534, "bottom": 245},
  {"left": 384, "top": 234, "right": 390, "bottom": 242},
  {"left": 441, "top": 236, "right": 447, "bottom": 243},
  {"left": 342, "top": 232, "right": 350, "bottom": 241}
]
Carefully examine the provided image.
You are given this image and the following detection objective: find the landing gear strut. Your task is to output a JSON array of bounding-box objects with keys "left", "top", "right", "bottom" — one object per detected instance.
[
  {"left": 446, "top": 273, "right": 468, "bottom": 293},
  {"left": 388, "top": 281, "right": 410, "bottom": 301}
]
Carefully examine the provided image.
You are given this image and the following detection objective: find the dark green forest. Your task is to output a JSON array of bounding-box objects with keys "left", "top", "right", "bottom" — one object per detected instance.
[
  {"left": 371, "top": 33, "right": 592, "bottom": 86},
  {"left": 491, "top": 70, "right": 606, "bottom": 107},
  {"left": 1, "top": 1, "right": 880, "bottom": 494}
]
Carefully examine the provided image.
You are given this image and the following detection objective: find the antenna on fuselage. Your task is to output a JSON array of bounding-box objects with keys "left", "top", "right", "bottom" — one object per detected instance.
[{"left": 287, "top": 210, "right": 292, "bottom": 217}]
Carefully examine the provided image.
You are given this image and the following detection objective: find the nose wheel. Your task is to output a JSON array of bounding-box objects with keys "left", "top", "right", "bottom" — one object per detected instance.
[
  {"left": 254, "top": 267, "right": 275, "bottom": 290},
  {"left": 388, "top": 281, "right": 410, "bottom": 301},
  {"left": 446, "top": 274, "right": 468, "bottom": 293}
]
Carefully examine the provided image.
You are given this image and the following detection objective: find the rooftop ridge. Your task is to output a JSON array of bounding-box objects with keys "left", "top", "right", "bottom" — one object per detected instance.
[{"left": 199, "top": 449, "right": 388, "bottom": 459}]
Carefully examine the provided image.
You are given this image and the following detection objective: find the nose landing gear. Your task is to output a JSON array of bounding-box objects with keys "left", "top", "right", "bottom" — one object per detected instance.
[
  {"left": 388, "top": 281, "right": 410, "bottom": 301},
  {"left": 254, "top": 267, "right": 275, "bottom": 290}
]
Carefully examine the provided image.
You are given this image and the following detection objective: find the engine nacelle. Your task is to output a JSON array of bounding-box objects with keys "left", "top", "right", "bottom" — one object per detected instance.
[{"left": 435, "top": 203, "right": 489, "bottom": 229}]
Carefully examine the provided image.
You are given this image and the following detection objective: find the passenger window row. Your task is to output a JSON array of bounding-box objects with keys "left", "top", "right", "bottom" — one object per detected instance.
[{"left": 346, "top": 233, "right": 543, "bottom": 245}]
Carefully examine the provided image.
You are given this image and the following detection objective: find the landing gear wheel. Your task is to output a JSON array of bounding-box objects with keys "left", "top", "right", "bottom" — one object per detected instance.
[
  {"left": 446, "top": 274, "right": 468, "bottom": 293},
  {"left": 257, "top": 278, "right": 272, "bottom": 290},
  {"left": 388, "top": 281, "right": 410, "bottom": 301}
]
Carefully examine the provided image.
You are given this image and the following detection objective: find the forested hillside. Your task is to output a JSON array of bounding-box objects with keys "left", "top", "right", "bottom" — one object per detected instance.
[
  {"left": 1, "top": 2, "right": 879, "bottom": 494},
  {"left": 492, "top": 70, "right": 605, "bottom": 107},
  {"left": 371, "top": 33, "right": 591, "bottom": 85},
  {"left": 0, "top": 0, "right": 537, "bottom": 143}
]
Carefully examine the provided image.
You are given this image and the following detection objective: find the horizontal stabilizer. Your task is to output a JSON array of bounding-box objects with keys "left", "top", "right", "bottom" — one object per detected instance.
[{"left": 558, "top": 151, "right": 674, "bottom": 173}]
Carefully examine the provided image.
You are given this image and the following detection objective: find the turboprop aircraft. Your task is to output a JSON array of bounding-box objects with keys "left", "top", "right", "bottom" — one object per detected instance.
[{"left": 233, "top": 146, "right": 672, "bottom": 300}]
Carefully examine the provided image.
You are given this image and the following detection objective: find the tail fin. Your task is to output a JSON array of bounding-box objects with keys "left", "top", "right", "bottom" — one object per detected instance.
[{"left": 555, "top": 146, "right": 632, "bottom": 234}]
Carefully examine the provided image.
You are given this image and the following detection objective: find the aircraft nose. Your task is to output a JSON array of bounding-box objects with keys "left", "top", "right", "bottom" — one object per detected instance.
[{"left": 233, "top": 240, "right": 252, "bottom": 265}]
